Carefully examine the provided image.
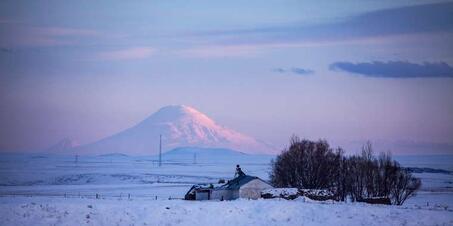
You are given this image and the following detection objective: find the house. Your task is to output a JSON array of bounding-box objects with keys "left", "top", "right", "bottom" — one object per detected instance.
[
  {"left": 212, "top": 174, "right": 273, "bottom": 200},
  {"left": 185, "top": 174, "right": 273, "bottom": 200}
]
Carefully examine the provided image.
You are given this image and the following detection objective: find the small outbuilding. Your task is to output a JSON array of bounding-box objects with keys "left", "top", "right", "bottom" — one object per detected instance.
[{"left": 185, "top": 184, "right": 214, "bottom": 200}]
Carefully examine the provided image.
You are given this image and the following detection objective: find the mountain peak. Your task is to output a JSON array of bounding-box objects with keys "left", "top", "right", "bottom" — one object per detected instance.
[
  {"left": 144, "top": 105, "right": 215, "bottom": 125},
  {"left": 157, "top": 104, "right": 195, "bottom": 113},
  {"left": 154, "top": 105, "right": 202, "bottom": 117}
]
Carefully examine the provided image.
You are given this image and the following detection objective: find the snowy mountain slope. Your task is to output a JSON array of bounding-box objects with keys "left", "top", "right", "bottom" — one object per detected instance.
[{"left": 71, "top": 105, "right": 275, "bottom": 155}]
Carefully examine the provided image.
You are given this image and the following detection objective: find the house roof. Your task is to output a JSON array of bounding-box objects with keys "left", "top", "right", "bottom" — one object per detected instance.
[
  {"left": 219, "top": 175, "right": 265, "bottom": 190},
  {"left": 185, "top": 184, "right": 215, "bottom": 196}
]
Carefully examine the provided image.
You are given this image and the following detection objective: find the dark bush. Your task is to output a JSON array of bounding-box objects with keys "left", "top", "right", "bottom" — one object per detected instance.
[
  {"left": 269, "top": 136, "right": 421, "bottom": 205},
  {"left": 270, "top": 136, "right": 342, "bottom": 191},
  {"left": 357, "top": 197, "right": 391, "bottom": 205}
]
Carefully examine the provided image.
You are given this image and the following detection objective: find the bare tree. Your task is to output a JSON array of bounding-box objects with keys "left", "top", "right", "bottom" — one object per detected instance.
[
  {"left": 390, "top": 169, "right": 422, "bottom": 205},
  {"left": 270, "top": 136, "right": 342, "bottom": 198}
]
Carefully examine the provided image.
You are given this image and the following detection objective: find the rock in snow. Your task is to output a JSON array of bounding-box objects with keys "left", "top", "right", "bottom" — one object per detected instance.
[{"left": 70, "top": 105, "right": 275, "bottom": 155}]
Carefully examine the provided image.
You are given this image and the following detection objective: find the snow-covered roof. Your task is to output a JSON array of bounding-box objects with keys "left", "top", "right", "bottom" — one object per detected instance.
[
  {"left": 185, "top": 184, "right": 213, "bottom": 197},
  {"left": 218, "top": 175, "right": 269, "bottom": 190}
]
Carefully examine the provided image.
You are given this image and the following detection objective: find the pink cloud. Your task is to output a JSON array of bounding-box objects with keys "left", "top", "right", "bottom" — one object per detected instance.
[
  {"left": 174, "top": 32, "right": 449, "bottom": 59},
  {"left": 97, "top": 47, "right": 156, "bottom": 60},
  {"left": 174, "top": 41, "right": 375, "bottom": 59}
]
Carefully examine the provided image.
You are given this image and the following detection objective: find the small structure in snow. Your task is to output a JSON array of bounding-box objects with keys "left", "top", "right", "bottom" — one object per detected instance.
[
  {"left": 261, "top": 188, "right": 299, "bottom": 200},
  {"left": 185, "top": 166, "right": 273, "bottom": 201}
]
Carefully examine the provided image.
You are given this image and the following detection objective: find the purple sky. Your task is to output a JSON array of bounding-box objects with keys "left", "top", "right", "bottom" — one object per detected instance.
[{"left": 1, "top": 0, "right": 453, "bottom": 154}]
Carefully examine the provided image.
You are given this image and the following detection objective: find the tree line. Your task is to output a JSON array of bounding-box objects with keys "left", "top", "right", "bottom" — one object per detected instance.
[{"left": 269, "top": 136, "right": 421, "bottom": 205}]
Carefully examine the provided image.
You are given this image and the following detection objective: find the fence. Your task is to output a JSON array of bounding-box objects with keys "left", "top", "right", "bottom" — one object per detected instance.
[{"left": 0, "top": 192, "right": 184, "bottom": 200}]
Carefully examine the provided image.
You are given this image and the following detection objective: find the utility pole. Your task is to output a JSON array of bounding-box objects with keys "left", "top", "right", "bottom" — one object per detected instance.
[{"left": 159, "top": 134, "right": 162, "bottom": 167}]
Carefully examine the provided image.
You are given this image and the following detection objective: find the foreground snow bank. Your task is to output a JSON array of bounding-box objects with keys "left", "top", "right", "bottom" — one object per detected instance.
[{"left": 1, "top": 197, "right": 452, "bottom": 226}]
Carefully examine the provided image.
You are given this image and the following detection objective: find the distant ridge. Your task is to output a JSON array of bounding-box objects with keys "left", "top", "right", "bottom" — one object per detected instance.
[
  {"left": 161, "top": 146, "right": 273, "bottom": 164},
  {"left": 164, "top": 147, "right": 248, "bottom": 156},
  {"left": 46, "top": 138, "right": 79, "bottom": 152},
  {"left": 98, "top": 153, "right": 129, "bottom": 158}
]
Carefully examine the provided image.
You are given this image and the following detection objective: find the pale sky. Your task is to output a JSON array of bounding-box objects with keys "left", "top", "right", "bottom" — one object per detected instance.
[{"left": 1, "top": 0, "right": 453, "bottom": 154}]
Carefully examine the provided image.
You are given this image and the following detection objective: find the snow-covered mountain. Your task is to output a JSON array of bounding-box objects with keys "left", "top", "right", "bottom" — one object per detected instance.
[{"left": 71, "top": 105, "right": 275, "bottom": 155}]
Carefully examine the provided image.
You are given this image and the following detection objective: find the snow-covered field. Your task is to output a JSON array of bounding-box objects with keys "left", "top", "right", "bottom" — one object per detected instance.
[
  {"left": 2, "top": 197, "right": 453, "bottom": 226},
  {"left": 1, "top": 152, "right": 452, "bottom": 225}
]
